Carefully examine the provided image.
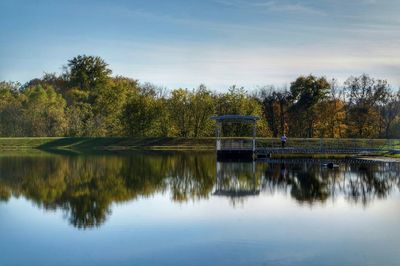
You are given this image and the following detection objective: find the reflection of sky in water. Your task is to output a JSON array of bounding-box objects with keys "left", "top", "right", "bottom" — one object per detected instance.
[{"left": 0, "top": 153, "right": 399, "bottom": 266}]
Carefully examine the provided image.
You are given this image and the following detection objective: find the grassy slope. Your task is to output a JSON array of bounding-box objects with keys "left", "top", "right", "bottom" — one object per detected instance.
[
  {"left": 0, "top": 137, "right": 216, "bottom": 151},
  {"left": 0, "top": 137, "right": 61, "bottom": 150},
  {"left": 0, "top": 137, "right": 398, "bottom": 154}
]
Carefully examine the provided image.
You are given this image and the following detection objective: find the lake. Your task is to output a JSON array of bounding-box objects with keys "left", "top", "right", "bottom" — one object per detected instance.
[{"left": 0, "top": 151, "right": 399, "bottom": 266}]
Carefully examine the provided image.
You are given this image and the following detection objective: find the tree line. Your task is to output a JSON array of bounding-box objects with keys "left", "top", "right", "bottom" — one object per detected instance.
[{"left": 1, "top": 55, "right": 399, "bottom": 138}]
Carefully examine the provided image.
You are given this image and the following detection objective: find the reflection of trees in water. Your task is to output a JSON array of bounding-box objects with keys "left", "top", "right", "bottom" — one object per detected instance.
[
  {"left": 167, "top": 155, "right": 215, "bottom": 202},
  {"left": 342, "top": 163, "right": 397, "bottom": 206},
  {"left": 0, "top": 154, "right": 398, "bottom": 228},
  {"left": 263, "top": 161, "right": 400, "bottom": 206},
  {"left": 0, "top": 152, "right": 215, "bottom": 229},
  {"left": 290, "top": 171, "right": 330, "bottom": 203}
]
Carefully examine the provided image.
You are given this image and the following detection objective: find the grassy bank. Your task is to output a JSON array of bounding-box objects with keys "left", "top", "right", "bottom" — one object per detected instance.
[
  {"left": 0, "top": 137, "right": 398, "bottom": 154},
  {"left": 0, "top": 137, "right": 216, "bottom": 151},
  {"left": 0, "top": 138, "right": 62, "bottom": 150}
]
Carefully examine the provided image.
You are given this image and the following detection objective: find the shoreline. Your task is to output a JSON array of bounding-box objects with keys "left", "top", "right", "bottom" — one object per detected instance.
[{"left": 0, "top": 137, "right": 397, "bottom": 158}]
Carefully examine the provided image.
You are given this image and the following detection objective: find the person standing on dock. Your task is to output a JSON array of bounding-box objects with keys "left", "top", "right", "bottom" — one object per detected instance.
[{"left": 281, "top": 134, "right": 287, "bottom": 148}]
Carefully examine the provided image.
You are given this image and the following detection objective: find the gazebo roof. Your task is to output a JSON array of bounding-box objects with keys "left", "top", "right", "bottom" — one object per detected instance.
[{"left": 211, "top": 115, "right": 259, "bottom": 122}]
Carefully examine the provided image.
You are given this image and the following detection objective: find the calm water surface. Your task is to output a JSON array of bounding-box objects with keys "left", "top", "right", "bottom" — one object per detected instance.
[{"left": 0, "top": 151, "right": 399, "bottom": 266}]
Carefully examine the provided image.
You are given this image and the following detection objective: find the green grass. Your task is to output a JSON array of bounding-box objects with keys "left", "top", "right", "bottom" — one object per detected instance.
[
  {"left": 37, "top": 137, "right": 216, "bottom": 151},
  {"left": 0, "top": 137, "right": 62, "bottom": 150},
  {"left": 0, "top": 137, "right": 215, "bottom": 151},
  {"left": 0, "top": 137, "right": 398, "bottom": 153}
]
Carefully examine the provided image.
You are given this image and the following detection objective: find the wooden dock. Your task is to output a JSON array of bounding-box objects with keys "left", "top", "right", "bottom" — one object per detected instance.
[
  {"left": 256, "top": 147, "right": 384, "bottom": 155},
  {"left": 210, "top": 115, "right": 398, "bottom": 161}
]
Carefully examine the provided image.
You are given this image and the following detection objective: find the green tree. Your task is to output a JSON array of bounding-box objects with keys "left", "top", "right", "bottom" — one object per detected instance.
[
  {"left": 289, "top": 75, "right": 330, "bottom": 137},
  {"left": 65, "top": 55, "right": 111, "bottom": 91},
  {"left": 168, "top": 88, "right": 193, "bottom": 137},
  {"left": 66, "top": 103, "right": 95, "bottom": 136},
  {"left": 190, "top": 85, "right": 215, "bottom": 137},
  {"left": 91, "top": 77, "right": 135, "bottom": 136},
  {"left": 24, "top": 73, "right": 67, "bottom": 95},
  {"left": 216, "top": 86, "right": 268, "bottom": 137},
  {"left": 0, "top": 82, "right": 24, "bottom": 136},
  {"left": 123, "top": 83, "right": 161, "bottom": 136},
  {"left": 22, "top": 85, "right": 67, "bottom": 136}
]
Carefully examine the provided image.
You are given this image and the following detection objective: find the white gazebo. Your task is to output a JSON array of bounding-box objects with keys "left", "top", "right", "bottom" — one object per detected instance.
[{"left": 211, "top": 115, "right": 259, "bottom": 160}]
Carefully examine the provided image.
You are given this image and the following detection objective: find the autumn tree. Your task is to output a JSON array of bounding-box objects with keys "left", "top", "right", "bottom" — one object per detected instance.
[
  {"left": 313, "top": 79, "right": 346, "bottom": 138},
  {"left": 260, "top": 86, "right": 290, "bottom": 137},
  {"left": 344, "top": 74, "right": 389, "bottom": 138},
  {"left": 2, "top": 54, "right": 400, "bottom": 140},
  {"left": 379, "top": 90, "right": 400, "bottom": 138}
]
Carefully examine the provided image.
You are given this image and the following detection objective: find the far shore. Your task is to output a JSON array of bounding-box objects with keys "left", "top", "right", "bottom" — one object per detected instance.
[{"left": 0, "top": 137, "right": 398, "bottom": 158}]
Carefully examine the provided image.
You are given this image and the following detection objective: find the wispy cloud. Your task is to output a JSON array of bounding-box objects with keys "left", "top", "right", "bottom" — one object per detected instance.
[
  {"left": 101, "top": 39, "right": 400, "bottom": 89},
  {"left": 214, "top": 0, "right": 326, "bottom": 15},
  {"left": 355, "top": 0, "right": 377, "bottom": 4},
  {"left": 254, "top": 1, "right": 326, "bottom": 15}
]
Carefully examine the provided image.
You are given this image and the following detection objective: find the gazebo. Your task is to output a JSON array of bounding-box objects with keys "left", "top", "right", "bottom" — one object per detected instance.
[{"left": 211, "top": 115, "right": 259, "bottom": 160}]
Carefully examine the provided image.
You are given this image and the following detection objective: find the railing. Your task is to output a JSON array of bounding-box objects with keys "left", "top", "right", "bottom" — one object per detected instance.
[
  {"left": 256, "top": 138, "right": 400, "bottom": 151},
  {"left": 218, "top": 138, "right": 254, "bottom": 150},
  {"left": 216, "top": 137, "right": 400, "bottom": 153}
]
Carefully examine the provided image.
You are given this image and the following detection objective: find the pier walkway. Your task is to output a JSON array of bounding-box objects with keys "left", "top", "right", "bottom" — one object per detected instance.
[{"left": 255, "top": 147, "right": 386, "bottom": 155}]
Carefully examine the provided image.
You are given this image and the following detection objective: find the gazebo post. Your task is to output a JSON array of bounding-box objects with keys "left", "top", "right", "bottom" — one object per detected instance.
[
  {"left": 211, "top": 115, "right": 259, "bottom": 161},
  {"left": 216, "top": 121, "right": 221, "bottom": 151},
  {"left": 252, "top": 120, "right": 256, "bottom": 153}
]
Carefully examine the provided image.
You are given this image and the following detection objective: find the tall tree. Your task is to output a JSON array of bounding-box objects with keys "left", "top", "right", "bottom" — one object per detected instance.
[
  {"left": 380, "top": 90, "right": 400, "bottom": 138},
  {"left": 168, "top": 88, "right": 193, "bottom": 137},
  {"left": 91, "top": 77, "right": 135, "bottom": 136},
  {"left": 22, "top": 85, "right": 67, "bottom": 136},
  {"left": 344, "top": 74, "right": 389, "bottom": 138},
  {"left": 313, "top": 79, "right": 346, "bottom": 138},
  {"left": 215, "top": 86, "right": 269, "bottom": 137},
  {"left": 65, "top": 55, "right": 111, "bottom": 91},
  {"left": 0, "top": 82, "right": 24, "bottom": 136},
  {"left": 260, "top": 86, "right": 290, "bottom": 137},
  {"left": 191, "top": 85, "right": 215, "bottom": 137},
  {"left": 123, "top": 83, "right": 161, "bottom": 137},
  {"left": 289, "top": 75, "right": 330, "bottom": 137}
]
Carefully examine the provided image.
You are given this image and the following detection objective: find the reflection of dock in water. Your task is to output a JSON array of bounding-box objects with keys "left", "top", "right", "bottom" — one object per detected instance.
[
  {"left": 213, "top": 161, "right": 261, "bottom": 201},
  {"left": 213, "top": 189, "right": 260, "bottom": 197},
  {"left": 259, "top": 157, "right": 399, "bottom": 165}
]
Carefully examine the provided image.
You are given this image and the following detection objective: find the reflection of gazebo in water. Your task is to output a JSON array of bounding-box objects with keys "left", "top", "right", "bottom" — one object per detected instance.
[
  {"left": 213, "top": 161, "right": 261, "bottom": 204},
  {"left": 211, "top": 115, "right": 259, "bottom": 161}
]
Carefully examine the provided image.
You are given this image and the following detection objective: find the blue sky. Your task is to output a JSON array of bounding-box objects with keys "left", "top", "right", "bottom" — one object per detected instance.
[{"left": 0, "top": 0, "right": 399, "bottom": 90}]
